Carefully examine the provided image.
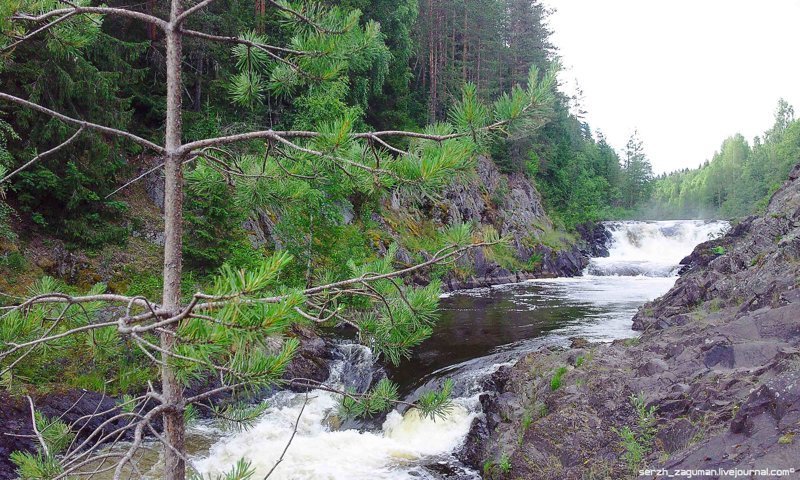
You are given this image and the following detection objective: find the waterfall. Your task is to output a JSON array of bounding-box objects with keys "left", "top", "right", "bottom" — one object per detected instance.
[{"left": 587, "top": 220, "right": 729, "bottom": 277}]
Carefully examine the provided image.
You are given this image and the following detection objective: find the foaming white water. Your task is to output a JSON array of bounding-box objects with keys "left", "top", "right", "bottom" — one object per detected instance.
[
  {"left": 192, "top": 345, "right": 478, "bottom": 480},
  {"left": 588, "top": 220, "right": 729, "bottom": 277},
  {"left": 193, "top": 394, "right": 477, "bottom": 479}
]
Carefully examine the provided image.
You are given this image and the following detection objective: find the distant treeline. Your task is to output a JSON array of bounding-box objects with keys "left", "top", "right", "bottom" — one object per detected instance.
[{"left": 646, "top": 100, "right": 799, "bottom": 219}]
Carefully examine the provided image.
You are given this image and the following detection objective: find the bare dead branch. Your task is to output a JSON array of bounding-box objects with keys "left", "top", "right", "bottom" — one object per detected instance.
[
  {"left": 179, "top": 123, "right": 509, "bottom": 154},
  {"left": 301, "top": 242, "right": 494, "bottom": 295},
  {"left": 26, "top": 396, "right": 49, "bottom": 457},
  {"left": 2, "top": 11, "right": 78, "bottom": 52},
  {"left": 105, "top": 155, "right": 197, "bottom": 199},
  {"left": 0, "top": 126, "right": 85, "bottom": 184},
  {"left": 179, "top": 28, "right": 312, "bottom": 56},
  {"left": 368, "top": 134, "right": 409, "bottom": 156},
  {"left": 0, "top": 93, "right": 165, "bottom": 153},
  {"left": 174, "top": 0, "right": 220, "bottom": 24},
  {"left": 263, "top": 392, "right": 308, "bottom": 479},
  {"left": 11, "top": 6, "right": 168, "bottom": 30}
]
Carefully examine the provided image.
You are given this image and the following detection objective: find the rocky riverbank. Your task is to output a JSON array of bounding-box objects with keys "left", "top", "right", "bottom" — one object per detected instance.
[{"left": 461, "top": 165, "right": 800, "bottom": 479}]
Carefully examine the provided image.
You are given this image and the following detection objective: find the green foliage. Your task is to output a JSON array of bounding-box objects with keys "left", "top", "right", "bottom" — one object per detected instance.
[
  {"left": 211, "top": 402, "right": 271, "bottom": 432},
  {"left": 190, "top": 458, "right": 256, "bottom": 480},
  {"left": 615, "top": 425, "right": 646, "bottom": 474},
  {"left": 184, "top": 164, "right": 250, "bottom": 272},
  {"left": 1, "top": 20, "right": 148, "bottom": 247},
  {"left": 1, "top": 250, "right": 26, "bottom": 272},
  {"left": 0, "top": 278, "right": 152, "bottom": 392},
  {"left": 711, "top": 245, "right": 726, "bottom": 255},
  {"left": 415, "top": 378, "right": 454, "bottom": 420},
  {"left": 10, "top": 451, "right": 63, "bottom": 480},
  {"left": 228, "top": 2, "right": 389, "bottom": 109},
  {"left": 648, "top": 100, "right": 799, "bottom": 219},
  {"left": 34, "top": 411, "right": 75, "bottom": 454},
  {"left": 340, "top": 378, "right": 399, "bottom": 418},
  {"left": 11, "top": 410, "right": 74, "bottom": 480},
  {"left": 550, "top": 366, "right": 567, "bottom": 391},
  {"left": 532, "top": 102, "right": 628, "bottom": 228},
  {"left": 518, "top": 410, "right": 533, "bottom": 444},
  {"left": 498, "top": 452, "right": 512, "bottom": 474},
  {"left": 613, "top": 392, "right": 658, "bottom": 474}
]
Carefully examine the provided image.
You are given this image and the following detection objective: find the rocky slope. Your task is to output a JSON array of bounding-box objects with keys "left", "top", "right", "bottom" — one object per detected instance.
[
  {"left": 383, "top": 156, "right": 588, "bottom": 291},
  {"left": 463, "top": 164, "right": 800, "bottom": 479}
]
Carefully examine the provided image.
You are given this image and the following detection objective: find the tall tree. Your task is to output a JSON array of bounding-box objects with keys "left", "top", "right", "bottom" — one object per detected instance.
[{"left": 621, "top": 131, "right": 654, "bottom": 209}]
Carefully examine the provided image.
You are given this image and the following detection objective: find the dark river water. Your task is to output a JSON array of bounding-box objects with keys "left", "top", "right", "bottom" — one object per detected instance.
[{"left": 388, "top": 275, "right": 677, "bottom": 396}]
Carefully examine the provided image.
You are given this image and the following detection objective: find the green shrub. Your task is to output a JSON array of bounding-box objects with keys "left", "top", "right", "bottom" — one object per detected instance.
[
  {"left": 1, "top": 251, "right": 26, "bottom": 272},
  {"left": 550, "top": 366, "right": 568, "bottom": 391},
  {"left": 498, "top": 453, "right": 512, "bottom": 473},
  {"left": 518, "top": 411, "right": 533, "bottom": 445},
  {"left": 613, "top": 393, "right": 658, "bottom": 474}
]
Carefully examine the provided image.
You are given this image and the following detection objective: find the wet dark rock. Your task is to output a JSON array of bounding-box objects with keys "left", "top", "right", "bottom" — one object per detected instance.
[
  {"left": 282, "top": 324, "right": 334, "bottom": 389},
  {"left": 423, "top": 460, "right": 478, "bottom": 479},
  {"left": 703, "top": 343, "right": 735, "bottom": 368},
  {"left": 638, "top": 358, "right": 669, "bottom": 376},
  {"left": 0, "top": 393, "right": 37, "bottom": 480},
  {"left": 569, "top": 337, "right": 590, "bottom": 349},
  {"left": 457, "top": 414, "right": 490, "bottom": 470},
  {"left": 575, "top": 222, "right": 612, "bottom": 257}
]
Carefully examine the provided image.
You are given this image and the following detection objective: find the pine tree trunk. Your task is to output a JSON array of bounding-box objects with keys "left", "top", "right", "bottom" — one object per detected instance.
[
  {"left": 462, "top": 2, "right": 468, "bottom": 83},
  {"left": 162, "top": 1, "right": 186, "bottom": 479}
]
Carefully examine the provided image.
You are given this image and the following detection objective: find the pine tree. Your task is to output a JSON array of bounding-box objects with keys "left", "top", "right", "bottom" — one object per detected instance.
[{"left": 0, "top": 2, "right": 558, "bottom": 479}]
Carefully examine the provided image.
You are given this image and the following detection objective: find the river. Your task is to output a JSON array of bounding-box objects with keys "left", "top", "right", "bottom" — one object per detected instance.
[{"left": 138, "top": 220, "right": 729, "bottom": 479}]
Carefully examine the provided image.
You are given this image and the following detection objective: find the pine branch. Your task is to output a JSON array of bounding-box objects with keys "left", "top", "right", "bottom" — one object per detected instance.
[{"left": 180, "top": 28, "right": 313, "bottom": 56}]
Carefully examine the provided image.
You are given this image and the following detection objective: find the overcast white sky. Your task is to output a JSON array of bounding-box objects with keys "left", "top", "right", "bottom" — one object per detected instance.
[{"left": 543, "top": 0, "right": 800, "bottom": 174}]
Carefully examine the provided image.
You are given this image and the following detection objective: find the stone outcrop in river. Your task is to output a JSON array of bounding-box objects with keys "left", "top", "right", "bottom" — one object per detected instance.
[{"left": 464, "top": 164, "right": 800, "bottom": 478}]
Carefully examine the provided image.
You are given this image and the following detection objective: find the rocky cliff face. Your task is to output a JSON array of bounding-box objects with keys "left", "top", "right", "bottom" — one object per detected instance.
[
  {"left": 465, "top": 164, "right": 800, "bottom": 479},
  {"left": 391, "top": 156, "right": 588, "bottom": 291},
  {"left": 244, "top": 155, "right": 590, "bottom": 291}
]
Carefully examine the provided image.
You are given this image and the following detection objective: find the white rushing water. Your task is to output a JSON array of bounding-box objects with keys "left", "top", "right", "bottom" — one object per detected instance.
[
  {"left": 587, "top": 220, "right": 729, "bottom": 277},
  {"left": 193, "top": 345, "right": 481, "bottom": 480},
  {"left": 190, "top": 220, "right": 729, "bottom": 479}
]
